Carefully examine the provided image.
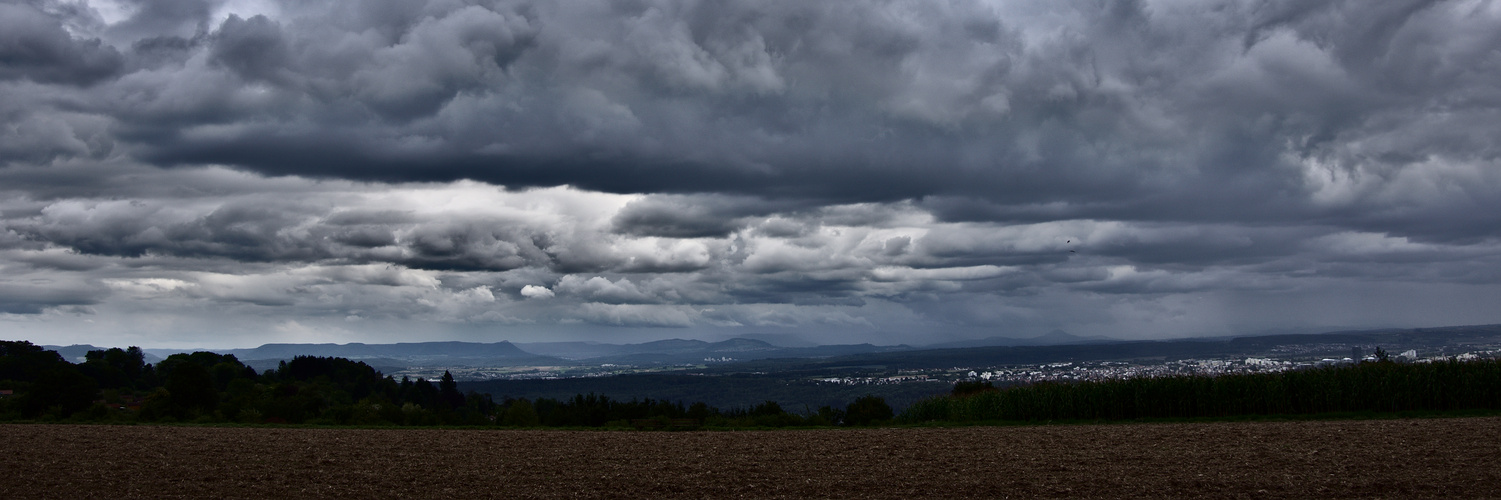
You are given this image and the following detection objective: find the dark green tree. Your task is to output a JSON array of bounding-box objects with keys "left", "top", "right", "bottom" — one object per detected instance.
[
  {"left": 80, "top": 347, "right": 147, "bottom": 389},
  {"left": 952, "top": 380, "right": 996, "bottom": 396},
  {"left": 438, "top": 370, "right": 465, "bottom": 410},
  {"left": 844, "top": 395, "right": 893, "bottom": 426},
  {"left": 1, "top": 341, "right": 98, "bottom": 418},
  {"left": 156, "top": 352, "right": 251, "bottom": 392},
  {"left": 165, "top": 362, "right": 218, "bottom": 418},
  {"left": 814, "top": 405, "right": 846, "bottom": 426},
  {"left": 686, "top": 401, "right": 713, "bottom": 421},
  {"left": 502, "top": 398, "right": 540, "bottom": 427},
  {"left": 750, "top": 400, "right": 785, "bottom": 416},
  {"left": 23, "top": 366, "right": 98, "bottom": 418},
  {"left": 411, "top": 377, "right": 439, "bottom": 409},
  {"left": 0, "top": 341, "right": 66, "bottom": 381}
]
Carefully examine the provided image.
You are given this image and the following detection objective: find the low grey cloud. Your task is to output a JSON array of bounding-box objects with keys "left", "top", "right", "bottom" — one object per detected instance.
[
  {"left": 2, "top": 0, "right": 1500, "bottom": 347},
  {"left": 0, "top": 2, "right": 123, "bottom": 85},
  {"left": 0, "top": 280, "right": 102, "bottom": 314}
]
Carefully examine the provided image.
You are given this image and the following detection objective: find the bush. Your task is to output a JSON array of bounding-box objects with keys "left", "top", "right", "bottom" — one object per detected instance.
[
  {"left": 952, "top": 380, "right": 996, "bottom": 396},
  {"left": 845, "top": 395, "right": 893, "bottom": 426},
  {"left": 502, "top": 398, "right": 540, "bottom": 427}
]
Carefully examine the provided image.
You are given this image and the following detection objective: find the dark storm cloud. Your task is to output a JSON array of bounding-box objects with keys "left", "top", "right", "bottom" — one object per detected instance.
[
  {"left": 0, "top": 2, "right": 123, "bottom": 85},
  {"left": 0, "top": 280, "right": 102, "bottom": 314},
  {"left": 209, "top": 14, "right": 293, "bottom": 85},
  {"left": 4, "top": 196, "right": 538, "bottom": 271},
  {"left": 21, "top": 0, "right": 1479, "bottom": 243},
  {"left": 11, "top": 197, "right": 322, "bottom": 261},
  {"left": 399, "top": 221, "right": 549, "bottom": 271},
  {"left": 610, "top": 195, "right": 808, "bottom": 238},
  {"left": 106, "top": 0, "right": 214, "bottom": 39},
  {"left": 4, "top": 0, "right": 1501, "bottom": 345},
  {"left": 1, "top": 248, "right": 108, "bottom": 271}
]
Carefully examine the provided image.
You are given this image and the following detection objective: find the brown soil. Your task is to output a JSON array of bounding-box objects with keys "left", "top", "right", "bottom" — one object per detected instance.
[{"left": 3, "top": 418, "right": 1498, "bottom": 499}]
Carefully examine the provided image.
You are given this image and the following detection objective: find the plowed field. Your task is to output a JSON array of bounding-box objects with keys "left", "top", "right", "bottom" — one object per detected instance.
[{"left": 3, "top": 418, "right": 1498, "bottom": 498}]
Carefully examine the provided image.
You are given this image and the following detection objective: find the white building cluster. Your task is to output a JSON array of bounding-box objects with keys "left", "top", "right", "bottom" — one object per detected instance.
[
  {"left": 815, "top": 374, "right": 932, "bottom": 386},
  {"left": 939, "top": 347, "right": 1501, "bottom": 386}
]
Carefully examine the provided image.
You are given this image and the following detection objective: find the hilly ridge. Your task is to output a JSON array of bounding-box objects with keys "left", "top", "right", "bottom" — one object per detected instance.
[{"left": 75, "top": 323, "right": 1501, "bottom": 376}]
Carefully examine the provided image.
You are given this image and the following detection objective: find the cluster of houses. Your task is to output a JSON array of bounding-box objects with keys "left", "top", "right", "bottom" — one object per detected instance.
[
  {"left": 814, "top": 374, "right": 933, "bottom": 386},
  {"left": 949, "top": 348, "right": 1500, "bottom": 385},
  {"left": 953, "top": 358, "right": 1302, "bottom": 384}
]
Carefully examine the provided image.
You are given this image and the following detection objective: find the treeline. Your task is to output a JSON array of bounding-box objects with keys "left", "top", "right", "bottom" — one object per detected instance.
[
  {"left": 0, "top": 341, "right": 894, "bottom": 427},
  {"left": 0, "top": 340, "right": 489, "bottom": 425},
  {"left": 900, "top": 358, "right": 1501, "bottom": 423},
  {"left": 496, "top": 393, "right": 893, "bottom": 428}
]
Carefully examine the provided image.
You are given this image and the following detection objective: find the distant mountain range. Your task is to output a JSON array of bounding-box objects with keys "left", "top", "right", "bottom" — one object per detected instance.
[
  {"left": 167, "top": 340, "right": 537, "bottom": 361},
  {"left": 42, "top": 324, "right": 1501, "bottom": 373},
  {"left": 40, "top": 329, "right": 1108, "bottom": 367},
  {"left": 134, "top": 341, "right": 561, "bottom": 371},
  {"left": 40, "top": 344, "right": 162, "bottom": 364},
  {"left": 516, "top": 338, "right": 911, "bottom": 365},
  {"left": 712, "top": 324, "right": 1501, "bottom": 373},
  {"left": 94, "top": 337, "right": 909, "bottom": 369}
]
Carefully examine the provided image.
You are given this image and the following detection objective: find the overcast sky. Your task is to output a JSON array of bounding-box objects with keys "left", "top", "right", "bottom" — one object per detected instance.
[{"left": 3, "top": 0, "right": 1501, "bottom": 349}]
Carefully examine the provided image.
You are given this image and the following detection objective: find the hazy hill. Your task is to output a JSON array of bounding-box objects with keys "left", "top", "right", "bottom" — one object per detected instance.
[
  {"left": 44, "top": 324, "right": 1501, "bottom": 376},
  {"left": 515, "top": 338, "right": 908, "bottom": 365},
  {"left": 145, "top": 341, "right": 565, "bottom": 368},
  {"left": 235, "top": 341, "right": 534, "bottom": 359},
  {"left": 519, "top": 338, "right": 779, "bottom": 357},
  {"left": 567, "top": 338, "right": 783, "bottom": 365},
  {"left": 714, "top": 324, "right": 1501, "bottom": 373},
  {"left": 43, "top": 344, "right": 165, "bottom": 363},
  {"left": 123, "top": 337, "right": 903, "bottom": 368}
]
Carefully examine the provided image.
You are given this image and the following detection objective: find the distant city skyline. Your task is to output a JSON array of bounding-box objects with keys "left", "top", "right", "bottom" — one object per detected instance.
[{"left": 4, "top": 1, "right": 1501, "bottom": 349}]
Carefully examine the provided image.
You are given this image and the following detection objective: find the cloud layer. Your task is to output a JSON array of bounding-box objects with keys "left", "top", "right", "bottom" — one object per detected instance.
[{"left": 3, "top": 0, "right": 1501, "bottom": 347}]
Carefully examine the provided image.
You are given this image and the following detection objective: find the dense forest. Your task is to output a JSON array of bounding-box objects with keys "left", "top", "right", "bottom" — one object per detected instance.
[
  {"left": 900, "top": 357, "right": 1501, "bottom": 423},
  {"left": 0, "top": 341, "right": 892, "bottom": 427}
]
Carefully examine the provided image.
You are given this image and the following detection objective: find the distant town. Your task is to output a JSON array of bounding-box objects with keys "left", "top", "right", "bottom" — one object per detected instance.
[
  {"left": 408, "top": 343, "right": 1501, "bottom": 389},
  {"left": 822, "top": 344, "right": 1501, "bottom": 387}
]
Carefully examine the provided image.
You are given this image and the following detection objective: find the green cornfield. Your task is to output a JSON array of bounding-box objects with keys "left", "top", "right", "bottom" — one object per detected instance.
[{"left": 899, "top": 359, "right": 1501, "bottom": 423}]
